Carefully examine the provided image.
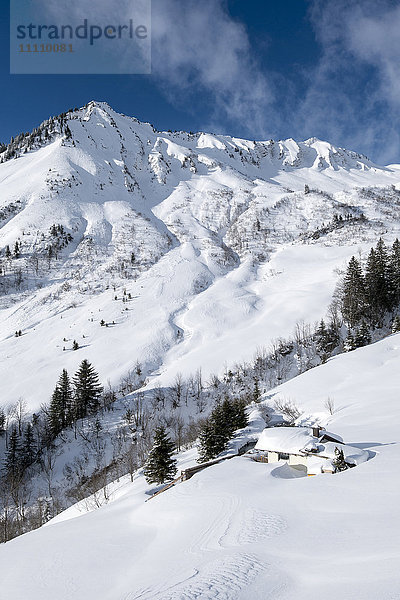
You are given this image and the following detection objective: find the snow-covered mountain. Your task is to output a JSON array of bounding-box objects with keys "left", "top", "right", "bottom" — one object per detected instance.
[
  {"left": 1, "top": 102, "right": 400, "bottom": 599},
  {"left": 1, "top": 100, "right": 400, "bottom": 411}
]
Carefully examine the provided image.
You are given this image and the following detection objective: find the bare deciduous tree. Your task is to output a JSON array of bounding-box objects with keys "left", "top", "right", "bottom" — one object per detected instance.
[
  {"left": 274, "top": 397, "right": 301, "bottom": 424},
  {"left": 170, "top": 372, "right": 184, "bottom": 409},
  {"left": 324, "top": 397, "right": 336, "bottom": 415},
  {"left": 15, "top": 398, "right": 28, "bottom": 436},
  {"left": 40, "top": 446, "right": 61, "bottom": 507}
]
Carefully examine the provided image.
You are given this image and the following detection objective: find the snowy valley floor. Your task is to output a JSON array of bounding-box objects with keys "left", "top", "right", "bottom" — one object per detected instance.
[{"left": 1, "top": 334, "right": 400, "bottom": 599}]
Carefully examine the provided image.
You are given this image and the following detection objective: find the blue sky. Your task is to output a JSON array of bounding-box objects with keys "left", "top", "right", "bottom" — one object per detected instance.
[{"left": 1, "top": 0, "right": 400, "bottom": 163}]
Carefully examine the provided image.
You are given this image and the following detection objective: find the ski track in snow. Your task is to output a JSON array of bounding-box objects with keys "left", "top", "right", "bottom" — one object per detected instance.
[
  {"left": 125, "top": 485, "right": 290, "bottom": 600},
  {"left": 237, "top": 509, "right": 288, "bottom": 545},
  {"left": 219, "top": 508, "right": 288, "bottom": 547},
  {"left": 126, "top": 553, "right": 266, "bottom": 600},
  {"left": 190, "top": 492, "right": 240, "bottom": 554}
]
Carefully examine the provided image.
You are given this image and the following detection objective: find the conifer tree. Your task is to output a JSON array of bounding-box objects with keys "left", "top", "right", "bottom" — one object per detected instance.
[
  {"left": 392, "top": 315, "right": 400, "bottom": 333},
  {"left": 144, "top": 426, "right": 177, "bottom": 485},
  {"left": 341, "top": 256, "right": 366, "bottom": 327},
  {"left": 354, "top": 321, "right": 371, "bottom": 348},
  {"left": 73, "top": 360, "right": 103, "bottom": 419},
  {"left": 198, "top": 400, "right": 231, "bottom": 462},
  {"left": 0, "top": 408, "right": 5, "bottom": 435},
  {"left": 198, "top": 397, "right": 248, "bottom": 462},
  {"left": 253, "top": 378, "right": 261, "bottom": 403},
  {"left": 375, "top": 238, "right": 390, "bottom": 304},
  {"left": 48, "top": 386, "right": 63, "bottom": 438},
  {"left": 198, "top": 419, "right": 221, "bottom": 463},
  {"left": 231, "top": 398, "right": 248, "bottom": 430},
  {"left": 365, "top": 241, "right": 390, "bottom": 324},
  {"left": 315, "top": 319, "right": 331, "bottom": 359},
  {"left": 327, "top": 320, "right": 340, "bottom": 351},
  {"left": 344, "top": 330, "right": 356, "bottom": 352},
  {"left": 332, "top": 447, "right": 348, "bottom": 472},
  {"left": 21, "top": 423, "right": 36, "bottom": 468},
  {"left": 389, "top": 239, "right": 400, "bottom": 307},
  {"left": 3, "top": 426, "right": 20, "bottom": 479},
  {"left": 57, "top": 369, "right": 73, "bottom": 427}
]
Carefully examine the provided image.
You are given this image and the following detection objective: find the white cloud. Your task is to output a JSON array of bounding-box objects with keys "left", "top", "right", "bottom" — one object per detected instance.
[
  {"left": 149, "top": 0, "right": 400, "bottom": 161},
  {"left": 42, "top": 0, "right": 278, "bottom": 137},
  {"left": 300, "top": 0, "right": 400, "bottom": 163},
  {"left": 346, "top": 3, "right": 400, "bottom": 105},
  {"left": 151, "top": 0, "right": 277, "bottom": 138},
  {"left": 28, "top": 0, "right": 400, "bottom": 162}
]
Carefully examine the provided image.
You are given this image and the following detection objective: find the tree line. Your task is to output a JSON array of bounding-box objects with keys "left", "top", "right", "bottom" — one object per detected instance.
[
  {"left": 336, "top": 238, "right": 400, "bottom": 349},
  {"left": 1, "top": 360, "right": 103, "bottom": 483},
  {"left": 48, "top": 360, "right": 103, "bottom": 439},
  {"left": 198, "top": 397, "right": 248, "bottom": 463}
]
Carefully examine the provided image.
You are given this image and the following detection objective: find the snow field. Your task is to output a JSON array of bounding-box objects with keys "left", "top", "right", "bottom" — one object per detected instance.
[{"left": 1, "top": 335, "right": 400, "bottom": 599}]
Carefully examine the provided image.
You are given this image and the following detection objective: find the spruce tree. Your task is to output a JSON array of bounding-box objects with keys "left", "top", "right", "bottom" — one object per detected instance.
[
  {"left": 231, "top": 398, "right": 248, "bottom": 430},
  {"left": 198, "top": 419, "right": 220, "bottom": 463},
  {"left": 0, "top": 408, "right": 5, "bottom": 435},
  {"left": 375, "top": 238, "right": 390, "bottom": 310},
  {"left": 315, "top": 319, "right": 331, "bottom": 359},
  {"left": 21, "top": 423, "right": 36, "bottom": 468},
  {"left": 327, "top": 320, "right": 340, "bottom": 352},
  {"left": 3, "top": 426, "right": 20, "bottom": 480},
  {"left": 365, "top": 243, "right": 389, "bottom": 325},
  {"left": 253, "top": 378, "right": 261, "bottom": 403},
  {"left": 344, "top": 330, "right": 356, "bottom": 352},
  {"left": 57, "top": 369, "right": 73, "bottom": 427},
  {"left": 392, "top": 315, "right": 400, "bottom": 333},
  {"left": 73, "top": 360, "right": 103, "bottom": 419},
  {"left": 354, "top": 321, "right": 371, "bottom": 348},
  {"left": 341, "top": 256, "right": 366, "bottom": 327},
  {"left": 332, "top": 447, "right": 348, "bottom": 472},
  {"left": 201, "top": 401, "right": 231, "bottom": 461},
  {"left": 144, "top": 426, "right": 177, "bottom": 485},
  {"left": 198, "top": 397, "right": 248, "bottom": 462},
  {"left": 389, "top": 239, "right": 400, "bottom": 308},
  {"left": 48, "top": 386, "right": 63, "bottom": 438}
]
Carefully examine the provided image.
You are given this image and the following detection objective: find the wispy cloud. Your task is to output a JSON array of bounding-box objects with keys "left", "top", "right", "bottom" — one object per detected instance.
[
  {"left": 43, "top": 0, "right": 279, "bottom": 137},
  {"left": 299, "top": 0, "right": 400, "bottom": 163},
  {"left": 151, "top": 0, "right": 278, "bottom": 138},
  {"left": 152, "top": 0, "right": 400, "bottom": 162},
  {"left": 34, "top": 0, "right": 400, "bottom": 162}
]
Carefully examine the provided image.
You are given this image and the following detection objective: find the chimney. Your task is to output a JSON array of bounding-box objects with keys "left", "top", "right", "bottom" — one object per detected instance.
[{"left": 312, "top": 426, "right": 321, "bottom": 438}]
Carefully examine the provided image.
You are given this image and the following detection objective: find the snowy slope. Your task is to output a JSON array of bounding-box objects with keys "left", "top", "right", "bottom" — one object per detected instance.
[
  {"left": 1, "top": 101, "right": 400, "bottom": 411},
  {"left": 1, "top": 334, "right": 399, "bottom": 600}
]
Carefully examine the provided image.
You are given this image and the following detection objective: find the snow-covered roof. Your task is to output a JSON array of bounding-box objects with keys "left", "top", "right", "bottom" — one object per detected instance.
[
  {"left": 319, "top": 430, "right": 343, "bottom": 443},
  {"left": 255, "top": 427, "right": 316, "bottom": 454},
  {"left": 313, "top": 442, "right": 369, "bottom": 466}
]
